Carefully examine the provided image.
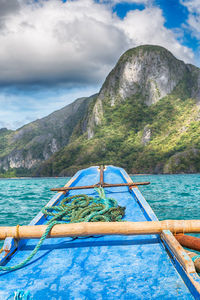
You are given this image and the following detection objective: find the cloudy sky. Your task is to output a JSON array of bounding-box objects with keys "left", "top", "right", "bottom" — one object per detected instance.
[{"left": 0, "top": 0, "right": 199, "bottom": 129}]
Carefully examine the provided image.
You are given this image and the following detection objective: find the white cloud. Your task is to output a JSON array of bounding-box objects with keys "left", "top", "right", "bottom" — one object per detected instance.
[
  {"left": 181, "top": 0, "right": 200, "bottom": 39},
  {"left": 187, "top": 15, "right": 200, "bottom": 39},
  {"left": 181, "top": 0, "right": 200, "bottom": 13},
  {"left": 0, "top": 0, "right": 128, "bottom": 86},
  {"left": 117, "top": 7, "right": 194, "bottom": 62},
  {"left": 0, "top": 0, "right": 20, "bottom": 17},
  {"left": 0, "top": 0, "right": 196, "bottom": 129},
  {"left": 102, "top": 0, "right": 150, "bottom": 3},
  {"left": 0, "top": 0, "right": 194, "bottom": 87}
]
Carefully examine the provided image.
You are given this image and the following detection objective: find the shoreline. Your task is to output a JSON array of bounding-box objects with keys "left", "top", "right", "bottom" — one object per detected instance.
[{"left": 0, "top": 173, "right": 200, "bottom": 179}]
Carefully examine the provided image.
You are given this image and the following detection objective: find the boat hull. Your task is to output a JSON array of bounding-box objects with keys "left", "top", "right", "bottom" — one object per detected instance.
[{"left": 0, "top": 165, "right": 199, "bottom": 299}]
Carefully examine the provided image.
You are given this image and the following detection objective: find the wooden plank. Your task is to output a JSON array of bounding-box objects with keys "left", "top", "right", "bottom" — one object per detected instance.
[
  {"left": 188, "top": 273, "right": 200, "bottom": 296},
  {"left": 161, "top": 230, "right": 196, "bottom": 274},
  {"left": 99, "top": 165, "right": 104, "bottom": 186},
  {"left": 187, "top": 250, "right": 200, "bottom": 273},
  {"left": 51, "top": 181, "right": 150, "bottom": 192},
  {"left": 121, "top": 167, "right": 200, "bottom": 293}
]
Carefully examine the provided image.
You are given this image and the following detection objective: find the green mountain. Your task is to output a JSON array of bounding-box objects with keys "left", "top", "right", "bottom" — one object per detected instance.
[
  {"left": 0, "top": 95, "right": 96, "bottom": 176},
  {"left": 1, "top": 45, "right": 200, "bottom": 176}
]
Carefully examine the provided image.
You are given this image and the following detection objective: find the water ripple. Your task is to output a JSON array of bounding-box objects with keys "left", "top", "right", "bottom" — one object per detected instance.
[{"left": 0, "top": 174, "right": 199, "bottom": 228}]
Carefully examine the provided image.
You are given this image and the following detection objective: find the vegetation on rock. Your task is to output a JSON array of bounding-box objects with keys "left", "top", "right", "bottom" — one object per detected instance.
[{"left": 1, "top": 45, "right": 200, "bottom": 176}]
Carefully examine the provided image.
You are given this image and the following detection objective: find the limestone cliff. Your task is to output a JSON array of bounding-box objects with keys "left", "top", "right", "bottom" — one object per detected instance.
[
  {"left": 0, "top": 95, "right": 95, "bottom": 174},
  {"left": 1, "top": 45, "right": 200, "bottom": 176},
  {"left": 87, "top": 45, "right": 200, "bottom": 138}
]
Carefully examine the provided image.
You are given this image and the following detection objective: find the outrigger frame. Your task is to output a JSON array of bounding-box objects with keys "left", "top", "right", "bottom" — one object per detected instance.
[
  {"left": 51, "top": 166, "right": 150, "bottom": 192},
  {"left": 0, "top": 165, "right": 200, "bottom": 299}
]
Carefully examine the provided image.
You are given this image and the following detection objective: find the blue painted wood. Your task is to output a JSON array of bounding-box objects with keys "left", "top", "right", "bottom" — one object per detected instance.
[{"left": 0, "top": 165, "right": 198, "bottom": 299}]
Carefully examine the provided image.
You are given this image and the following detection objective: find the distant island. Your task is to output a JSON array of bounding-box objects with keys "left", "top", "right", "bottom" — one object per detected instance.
[{"left": 0, "top": 45, "right": 200, "bottom": 177}]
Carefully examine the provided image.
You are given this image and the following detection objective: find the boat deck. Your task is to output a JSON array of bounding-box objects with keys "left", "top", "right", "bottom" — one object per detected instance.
[{"left": 0, "top": 166, "right": 197, "bottom": 299}]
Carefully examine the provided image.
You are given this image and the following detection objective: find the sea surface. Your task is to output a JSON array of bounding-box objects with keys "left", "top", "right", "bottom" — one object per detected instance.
[{"left": 0, "top": 174, "right": 199, "bottom": 228}]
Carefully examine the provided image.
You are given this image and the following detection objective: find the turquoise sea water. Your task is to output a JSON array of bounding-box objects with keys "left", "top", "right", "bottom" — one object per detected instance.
[
  {"left": 133, "top": 174, "right": 200, "bottom": 220},
  {"left": 0, "top": 174, "right": 199, "bottom": 228}
]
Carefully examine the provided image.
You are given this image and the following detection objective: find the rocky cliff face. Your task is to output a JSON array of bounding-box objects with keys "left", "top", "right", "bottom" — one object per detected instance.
[
  {"left": 1, "top": 45, "right": 200, "bottom": 176},
  {"left": 101, "top": 46, "right": 187, "bottom": 104},
  {"left": 36, "top": 45, "right": 200, "bottom": 176},
  {"left": 0, "top": 95, "right": 95, "bottom": 173},
  {"left": 87, "top": 45, "right": 200, "bottom": 138}
]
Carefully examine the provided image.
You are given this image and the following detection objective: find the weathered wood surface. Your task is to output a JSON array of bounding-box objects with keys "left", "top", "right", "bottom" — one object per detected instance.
[
  {"left": 51, "top": 181, "right": 150, "bottom": 191},
  {"left": 175, "top": 234, "right": 200, "bottom": 252},
  {"left": 1, "top": 220, "right": 200, "bottom": 240},
  {"left": 161, "top": 230, "right": 196, "bottom": 274},
  {"left": 187, "top": 250, "right": 200, "bottom": 273}
]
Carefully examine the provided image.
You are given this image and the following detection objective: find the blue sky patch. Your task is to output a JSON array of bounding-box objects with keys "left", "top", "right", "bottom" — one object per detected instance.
[
  {"left": 0, "top": 0, "right": 199, "bottom": 129},
  {"left": 113, "top": 3, "right": 146, "bottom": 19}
]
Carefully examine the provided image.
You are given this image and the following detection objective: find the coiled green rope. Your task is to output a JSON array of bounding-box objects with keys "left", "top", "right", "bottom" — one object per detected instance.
[{"left": 0, "top": 188, "right": 125, "bottom": 272}]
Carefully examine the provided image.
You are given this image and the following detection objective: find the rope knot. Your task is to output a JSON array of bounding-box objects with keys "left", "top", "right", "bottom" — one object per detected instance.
[
  {"left": 15, "top": 224, "right": 20, "bottom": 240},
  {"left": 0, "top": 188, "right": 125, "bottom": 272}
]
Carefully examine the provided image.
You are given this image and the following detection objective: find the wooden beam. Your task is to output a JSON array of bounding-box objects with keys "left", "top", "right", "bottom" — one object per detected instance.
[
  {"left": 161, "top": 230, "right": 196, "bottom": 274},
  {"left": 186, "top": 250, "right": 200, "bottom": 273},
  {"left": 51, "top": 181, "right": 150, "bottom": 192},
  {"left": 99, "top": 165, "right": 104, "bottom": 186},
  {"left": 175, "top": 234, "right": 200, "bottom": 252},
  {"left": 1, "top": 220, "right": 200, "bottom": 240}
]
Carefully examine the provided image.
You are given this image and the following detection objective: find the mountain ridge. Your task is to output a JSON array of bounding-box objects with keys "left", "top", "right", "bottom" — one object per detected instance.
[
  {"left": 0, "top": 94, "right": 97, "bottom": 176},
  {"left": 86, "top": 45, "right": 200, "bottom": 139},
  {"left": 1, "top": 44, "right": 200, "bottom": 176}
]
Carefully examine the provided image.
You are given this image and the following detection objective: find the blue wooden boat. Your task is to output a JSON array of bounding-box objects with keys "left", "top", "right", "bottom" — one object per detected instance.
[{"left": 0, "top": 165, "right": 200, "bottom": 299}]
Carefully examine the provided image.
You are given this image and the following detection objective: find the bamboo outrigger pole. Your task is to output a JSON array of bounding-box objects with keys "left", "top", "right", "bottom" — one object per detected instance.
[
  {"left": 175, "top": 234, "right": 200, "bottom": 252},
  {"left": 1, "top": 220, "right": 200, "bottom": 240}
]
